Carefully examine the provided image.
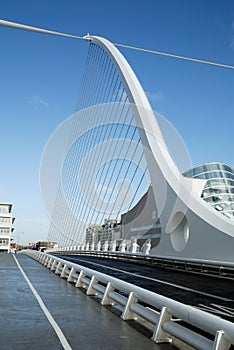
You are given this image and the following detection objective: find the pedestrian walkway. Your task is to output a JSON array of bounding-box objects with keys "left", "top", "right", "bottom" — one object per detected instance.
[{"left": 0, "top": 253, "right": 178, "bottom": 350}]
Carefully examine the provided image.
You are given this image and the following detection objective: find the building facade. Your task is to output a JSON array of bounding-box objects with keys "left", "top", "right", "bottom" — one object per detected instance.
[
  {"left": 0, "top": 203, "right": 14, "bottom": 253},
  {"left": 86, "top": 219, "right": 121, "bottom": 249},
  {"left": 83, "top": 159, "right": 234, "bottom": 252},
  {"left": 183, "top": 163, "right": 234, "bottom": 219},
  {"left": 121, "top": 185, "right": 161, "bottom": 249}
]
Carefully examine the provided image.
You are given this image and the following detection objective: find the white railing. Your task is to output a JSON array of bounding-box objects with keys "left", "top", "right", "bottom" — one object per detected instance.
[{"left": 23, "top": 250, "right": 234, "bottom": 350}]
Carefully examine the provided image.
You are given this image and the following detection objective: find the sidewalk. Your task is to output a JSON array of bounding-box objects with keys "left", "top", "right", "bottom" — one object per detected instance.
[{"left": 0, "top": 253, "right": 170, "bottom": 350}]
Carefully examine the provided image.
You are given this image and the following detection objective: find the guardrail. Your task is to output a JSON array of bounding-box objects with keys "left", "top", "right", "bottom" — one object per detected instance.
[
  {"left": 23, "top": 250, "right": 234, "bottom": 350},
  {"left": 51, "top": 249, "right": 234, "bottom": 279}
]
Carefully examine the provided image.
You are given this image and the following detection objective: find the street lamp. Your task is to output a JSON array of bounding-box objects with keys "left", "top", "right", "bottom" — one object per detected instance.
[{"left": 16, "top": 232, "right": 24, "bottom": 249}]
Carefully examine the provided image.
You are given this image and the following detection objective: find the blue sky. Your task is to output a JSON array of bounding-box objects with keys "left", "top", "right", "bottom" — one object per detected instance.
[{"left": 0, "top": 0, "right": 233, "bottom": 245}]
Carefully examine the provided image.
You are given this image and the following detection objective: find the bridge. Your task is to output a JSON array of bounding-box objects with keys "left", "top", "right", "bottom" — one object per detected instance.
[
  {"left": 39, "top": 31, "right": 234, "bottom": 265},
  {"left": 1, "top": 20, "right": 234, "bottom": 350},
  {"left": 1, "top": 253, "right": 167, "bottom": 350},
  {"left": 1, "top": 251, "right": 234, "bottom": 350},
  {"left": 1, "top": 19, "right": 234, "bottom": 264}
]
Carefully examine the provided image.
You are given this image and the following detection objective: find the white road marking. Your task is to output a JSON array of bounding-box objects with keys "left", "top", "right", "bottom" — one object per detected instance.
[
  {"left": 13, "top": 255, "right": 72, "bottom": 350},
  {"left": 76, "top": 258, "right": 232, "bottom": 302},
  {"left": 198, "top": 303, "right": 234, "bottom": 317}
]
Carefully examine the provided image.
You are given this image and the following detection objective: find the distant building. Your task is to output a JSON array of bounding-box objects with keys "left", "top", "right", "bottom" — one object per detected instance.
[
  {"left": 29, "top": 241, "right": 57, "bottom": 251},
  {"left": 84, "top": 162, "right": 234, "bottom": 253},
  {"left": 121, "top": 185, "right": 161, "bottom": 249},
  {"left": 85, "top": 187, "right": 161, "bottom": 250},
  {"left": 0, "top": 203, "right": 15, "bottom": 253},
  {"left": 183, "top": 163, "right": 234, "bottom": 219},
  {"left": 86, "top": 224, "right": 106, "bottom": 246},
  {"left": 85, "top": 219, "right": 121, "bottom": 248}
]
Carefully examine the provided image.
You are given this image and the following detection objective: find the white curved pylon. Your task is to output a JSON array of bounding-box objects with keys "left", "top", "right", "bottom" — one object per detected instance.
[{"left": 85, "top": 35, "right": 234, "bottom": 263}]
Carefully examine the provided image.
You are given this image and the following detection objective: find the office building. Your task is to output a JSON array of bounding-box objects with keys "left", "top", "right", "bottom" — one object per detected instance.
[{"left": 0, "top": 203, "right": 15, "bottom": 253}]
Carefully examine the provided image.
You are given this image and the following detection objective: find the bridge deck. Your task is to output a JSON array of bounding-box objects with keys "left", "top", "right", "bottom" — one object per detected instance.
[{"left": 0, "top": 253, "right": 180, "bottom": 350}]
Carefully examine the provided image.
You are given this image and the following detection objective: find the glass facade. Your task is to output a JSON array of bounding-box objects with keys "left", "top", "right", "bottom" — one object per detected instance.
[{"left": 183, "top": 163, "right": 234, "bottom": 219}]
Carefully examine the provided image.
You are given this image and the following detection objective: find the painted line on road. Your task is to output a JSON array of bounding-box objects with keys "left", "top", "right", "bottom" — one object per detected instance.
[
  {"left": 76, "top": 258, "right": 232, "bottom": 302},
  {"left": 13, "top": 255, "right": 72, "bottom": 350}
]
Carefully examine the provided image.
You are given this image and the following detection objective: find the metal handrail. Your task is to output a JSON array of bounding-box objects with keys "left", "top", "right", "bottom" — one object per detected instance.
[
  {"left": 23, "top": 250, "right": 234, "bottom": 350},
  {"left": 49, "top": 248, "right": 234, "bottom": 280}
]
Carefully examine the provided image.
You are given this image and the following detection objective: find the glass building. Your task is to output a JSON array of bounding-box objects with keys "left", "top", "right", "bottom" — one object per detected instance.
[{"left": 183, "top": 163, "right": 234, "bottom": 219}]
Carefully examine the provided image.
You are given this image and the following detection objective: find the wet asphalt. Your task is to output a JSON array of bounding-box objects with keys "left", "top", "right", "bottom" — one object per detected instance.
[
  {"left": 59, "top": 254, "right": 234, "bottom": 323},
  {"left": 0, "top": 253, "right": 181, "bottom": 350}
]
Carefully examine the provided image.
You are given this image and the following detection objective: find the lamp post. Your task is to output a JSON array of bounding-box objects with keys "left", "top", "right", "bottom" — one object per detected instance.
[{"left": 16, "top": 232, "right": 24, "bottom": 250}]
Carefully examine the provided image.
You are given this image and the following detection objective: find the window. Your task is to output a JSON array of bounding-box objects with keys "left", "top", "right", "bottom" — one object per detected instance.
[
  {"left": 0, "top": 227, "right": 10, "bottom": 234},
  {"left": 0, "top": 239, "right": 9, "bottom": 246},
  {"left": 0, "top": 206, "right": 8, "bottom": 214},
  {"left": 0, "top": 217, "right": 11, "bottom": 224}
]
